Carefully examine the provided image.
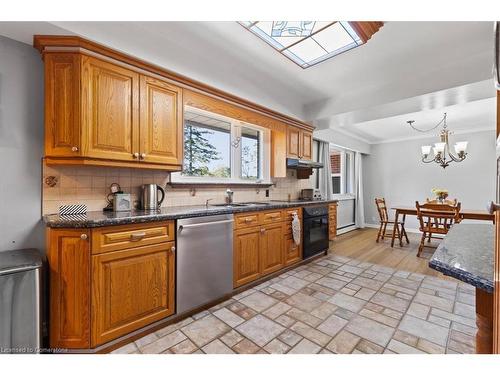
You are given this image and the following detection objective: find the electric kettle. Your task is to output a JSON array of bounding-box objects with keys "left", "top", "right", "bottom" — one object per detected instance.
[{"left": 141, "top": 184, "right": 165, "bottom": 210}]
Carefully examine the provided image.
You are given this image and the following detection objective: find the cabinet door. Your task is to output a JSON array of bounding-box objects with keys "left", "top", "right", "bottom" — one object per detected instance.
[
  {"left": 233, "top": 227, "right": 261, "bottom": 288},
  {"left": 284, "top": 233, "right": 302, "bottom": 266},
  {"left": 82, "top": 56, "right": 139, "bottom": 161},
  {"left": 140, "top": 75, "right": 183, "bottom": 166},
  {"left": 44, "top": 53, "right": 81, "bottom": 157},
  {"left": 259, "top": 222, "right": 284, "bottom": 276},
  {"left": 301, "top": 131, "right": 313, "bottom": 160},
  {"left": 329, "top": 203, "right": 338, "bottom": 240},
  {"left": 92, "top": 242, "right": 175, "bottom": 346},
  {"left": 47, "top": 228, "right": 91, "bottom": 349},
  {"left": 287, "top": 127, "right": 301, "bottom": 158}
]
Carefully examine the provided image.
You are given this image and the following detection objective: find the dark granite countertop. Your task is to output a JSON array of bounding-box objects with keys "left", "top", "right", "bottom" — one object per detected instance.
[
  {"left": 43, "top": 199, "right": 338, "bottom": 228},
  {"left": 429, "top": 223, "right": 494, "bottom": 293}
]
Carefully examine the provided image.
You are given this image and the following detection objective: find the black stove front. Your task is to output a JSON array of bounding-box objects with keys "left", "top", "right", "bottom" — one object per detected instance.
[{"left": 302, "top": 205, "right": 329, "bottom": 259}]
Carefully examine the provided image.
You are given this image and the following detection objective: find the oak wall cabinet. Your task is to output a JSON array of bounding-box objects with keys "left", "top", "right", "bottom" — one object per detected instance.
[
  {"left": 43, "top": 53, "right": 183, "bottom": 170},
  {"left": 36, "top": 36, "right": 315, "bottom": 172},
  {"left": 287, "top": 127, "right": 313, "bottom": 161},
  {"left": 47, "top": 221, "right": 176, "bottom": 349}
]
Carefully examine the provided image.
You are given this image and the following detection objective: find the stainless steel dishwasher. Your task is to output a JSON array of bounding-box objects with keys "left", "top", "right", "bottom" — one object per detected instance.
[
  {"left": 176, "top": 214, "right": 234, "bottom": 314},
  {"left": 0, "top": 248, "right": 43, "bottom": 354}
]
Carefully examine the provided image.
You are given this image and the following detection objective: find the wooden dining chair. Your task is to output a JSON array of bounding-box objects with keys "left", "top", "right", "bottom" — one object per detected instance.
[
  {"left": 423, "top": 198, "right": 459, "bottom": 243},
  {"left": 415, "top": 201, "right": 462, "bottom": 257},
  {"left": 375, "top": 198, "right": 409, "bottom": 246}
]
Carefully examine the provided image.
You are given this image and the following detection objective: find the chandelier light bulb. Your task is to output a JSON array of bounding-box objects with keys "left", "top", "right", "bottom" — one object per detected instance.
[
  {"left": 434, "top": 142, "right": 446, "bottom": 154},
  {"left": 454, "top": 141, "right": 468, "bottom": 154},
  {"left": 421, "top": 145, "right": 432, "bottom": 156}
]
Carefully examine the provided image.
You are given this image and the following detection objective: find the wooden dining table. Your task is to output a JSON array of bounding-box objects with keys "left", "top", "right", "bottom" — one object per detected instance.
[{"left": 390, "top": 206, "right": 494, "bottom": 247}]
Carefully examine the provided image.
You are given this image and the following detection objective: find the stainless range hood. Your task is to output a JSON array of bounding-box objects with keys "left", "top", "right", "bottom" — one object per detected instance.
[{"left": 286, "top": 158, "right": 324, "bottom": 169}]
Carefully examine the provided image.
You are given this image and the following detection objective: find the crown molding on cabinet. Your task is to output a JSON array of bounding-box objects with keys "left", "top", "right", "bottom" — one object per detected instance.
[{"left": 33, "top": 35, "right": 314, "bottom": 133}]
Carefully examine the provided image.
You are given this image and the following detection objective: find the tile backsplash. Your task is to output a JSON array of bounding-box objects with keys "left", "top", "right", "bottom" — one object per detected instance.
[{"left": 42, "top": 164, "right": 313, "bottom": 215}]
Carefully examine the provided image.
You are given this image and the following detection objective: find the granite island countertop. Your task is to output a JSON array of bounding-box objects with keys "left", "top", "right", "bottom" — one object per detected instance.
[
  {"left": 429, "top": 223, "right": 494, "bottom": 293},
  {"left": 43, "top": 199, "right": 338, "bottom": 228}
]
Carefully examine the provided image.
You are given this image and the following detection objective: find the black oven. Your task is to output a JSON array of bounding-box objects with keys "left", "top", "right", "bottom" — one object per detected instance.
[{"left": 303, "top": 205, "right": 329, "bottom": 259}]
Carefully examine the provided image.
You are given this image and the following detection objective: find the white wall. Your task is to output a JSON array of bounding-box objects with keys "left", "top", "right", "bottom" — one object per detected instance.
[
  {"left": 314, "top": 128, "right": 371, "bottom": 154},
  {"left": 363, "top": 130, "right": 496, "bottom": 230},
  {"left": 0, "top": 35, "right": 44, "bottom": 252}
]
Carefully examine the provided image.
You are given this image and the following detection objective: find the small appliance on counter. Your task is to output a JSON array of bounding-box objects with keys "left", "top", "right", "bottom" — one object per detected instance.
[
  {"left": 300, "top": 188, "right": 322, "bottom": 201},
  {"left": 141, "top": 184, "right": 165, "bottom": 210},
  {"left": 103, "top": 183, "right": 131, "bottom": 212}
]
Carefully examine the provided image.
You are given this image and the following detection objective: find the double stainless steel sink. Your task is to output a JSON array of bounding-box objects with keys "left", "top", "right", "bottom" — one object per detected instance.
[{"left": 209, "top": 202, "right": 271, "bottom": 208}]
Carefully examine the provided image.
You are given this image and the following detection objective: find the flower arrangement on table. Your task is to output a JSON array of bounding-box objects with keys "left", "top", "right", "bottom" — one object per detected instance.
[{"left": 431, "top": 188, "right": 449, "bottom": 203}]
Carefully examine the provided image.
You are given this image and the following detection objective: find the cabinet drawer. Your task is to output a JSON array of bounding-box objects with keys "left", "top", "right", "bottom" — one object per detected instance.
[
  {"left": 235, "top": 213, "right": 260, "bottom": 229},
  {"left": 92, "top": 222, "right": 174, "bottom": 254},
  {"left": 259, "top": 210, "right": 283, "bottom": 225}
]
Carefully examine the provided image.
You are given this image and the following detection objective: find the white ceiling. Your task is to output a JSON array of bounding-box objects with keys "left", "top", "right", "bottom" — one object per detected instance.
[
  {"left": 0, "top": 21, "right": 495, "bottom": 142},
  {"left": 345, "top": 97, "right": 496, "bottom": 144}
]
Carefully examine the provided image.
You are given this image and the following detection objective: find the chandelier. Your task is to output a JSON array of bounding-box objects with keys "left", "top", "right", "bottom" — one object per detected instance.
[{"left": 407, "top": 113, "right": 468, "bottom": 169}]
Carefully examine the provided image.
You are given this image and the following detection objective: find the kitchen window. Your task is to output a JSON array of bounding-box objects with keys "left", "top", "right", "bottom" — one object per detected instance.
[
  {"left": 330, "top": 146, "right": 354, "bottom": 195},
  {"left": 172, "top": 106, "right": 270, "bottom": 184}
]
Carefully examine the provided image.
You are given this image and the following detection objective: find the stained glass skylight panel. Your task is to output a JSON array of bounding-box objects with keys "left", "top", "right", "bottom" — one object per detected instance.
[{"left": 239, "top": 21, "right": 365, "bottom": 68}]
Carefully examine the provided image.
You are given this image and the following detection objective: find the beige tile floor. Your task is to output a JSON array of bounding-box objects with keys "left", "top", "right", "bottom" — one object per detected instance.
[{"left": 112, "top": 252, "right": 477, "bottom": 354}]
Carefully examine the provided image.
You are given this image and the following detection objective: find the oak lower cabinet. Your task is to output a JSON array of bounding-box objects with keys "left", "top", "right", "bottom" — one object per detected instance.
[
  {"left": 233, "top": 227, "right": 261, "bottom": 287},
  {"left": 283, "top": 207, "right": 303, "bottom": 266},
  {"left": 284, "top": 234, "right": 302, "bottom": 266},
  {"left": 91, "top": 242, "right": 175, "bottom": 346},
  {"left": 329, "top": 202, "right": 338, "bottom": 240},
  {"left": 47, "top": 221, "right": 176, "bottom": 350},
  {"left": 47, "top": 229, "right": 91, "bottom": 349},
  {"left": 233, "top": 209, "right": 300, "bottom": 288},
  {"left": 259, "top": 223, "right": 284, "bottom": 276}
]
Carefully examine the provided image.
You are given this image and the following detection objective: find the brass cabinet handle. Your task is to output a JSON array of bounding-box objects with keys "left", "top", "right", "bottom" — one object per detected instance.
[
  {"left": 71, "top": 146, "right": 79, "bottom": 152},
  {"left": 260, "top": 228, "right": 266, "bottom": 234},
  {"left": 132, "top": 152, "right": 139, "bottom": 159},
  {"left": 130, "top": 232, "right": 146, "bottom": 241},
  {"left": 171, "top": 246, "right": 176, "bottom": 253},
  {"left": 244, "top": 218, "right": 254, "bottom": 223},
  {"left": 80, "top": 233, "right": 88, "bottom": 240},
  {"left": 140, "top": 153, "right": 147, "bottom": 160}
]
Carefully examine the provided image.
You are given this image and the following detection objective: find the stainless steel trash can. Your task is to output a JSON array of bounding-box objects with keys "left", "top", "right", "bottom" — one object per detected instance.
[{"left": 0, "top": 249, "right": 43, "bottom": 354}]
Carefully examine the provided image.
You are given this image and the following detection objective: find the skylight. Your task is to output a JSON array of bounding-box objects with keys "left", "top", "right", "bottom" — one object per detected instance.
[{"left": 239, "top": 21, "right": 363, "bottom": 69}]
